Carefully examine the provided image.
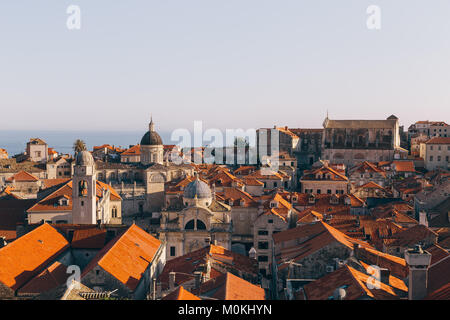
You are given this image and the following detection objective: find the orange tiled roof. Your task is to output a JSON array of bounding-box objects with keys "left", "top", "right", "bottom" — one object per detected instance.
[
  {"left": 17, "top": 261, "right": 68, "bottom": 295},
  {"left": 0, "top": 223, "right": 69, "bottom": 291},
  {"left": 382, "top": 224, "right": 437, "bottom": 248},
  {"left": 356, "top": 181, "right": 386, "bottom": 190},
  {"left": 350, "top": 161, "right": 387, "bottom": 179},
  {"left": 196, "top": 272, "right": 265, "bottom": 300},
  {"left": 357, "top": 247, "right": 408, "bottom": 279},
  {"left": 121, "top": 144, "right": 141, "bottom": 156},
  {"left": 392, "top": 161, "right": 415, "bottom": 172},
  {"left": 28, "top": 179, "right": 121, "bottom": 213},
  {"left": 217, "top": 187, "right": 258, "bottom": 208},
  {"left": 301, "top": 165, "right": 348, "bottom": 181},
  {"left": 302, "top": 265, "right": 402, "bottom": 300},
  {"left": 159, "top": 245, "right": 258, "bottom": 290},
  {"left": 82, "top": 224, "right": 161, "bottom": 291},
  {"left": 425, "top": 137, "right": 450, "bottom": 144},
  {"left": 6, "top": 170, "right": 39, "bottom": 183},
  {"left": 274, "top": 221, "right": 372, "bottom": 270},
  {"left": 162, "top": 286, "right": 201, "bottom": 300},
  {"left": 71, "top": 228, "right": 107, "bottom": 249}
]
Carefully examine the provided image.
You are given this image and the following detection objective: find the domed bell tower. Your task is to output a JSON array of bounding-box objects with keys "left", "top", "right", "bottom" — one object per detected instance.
[
  {"left": 72, "top": 151, "right": 97, "bottom": 224},
  {"left": 140, "top": 116, "right": 164, "bottom": 165}
]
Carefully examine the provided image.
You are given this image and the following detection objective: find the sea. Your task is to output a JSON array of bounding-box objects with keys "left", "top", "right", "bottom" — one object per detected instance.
[{"left": 0, "top": 130, "right": 176, "bottom": 156}]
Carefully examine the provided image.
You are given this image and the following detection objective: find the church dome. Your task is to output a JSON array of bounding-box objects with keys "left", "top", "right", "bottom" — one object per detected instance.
[
  {"left": 141, "top": 117, "right": 163, "bottom": 146},
  {"left": 140, "top": 131, "right": 163, "bottom": 146},
  {"left": 183, "top": 177, "right": 212, "bottom": 199},
  {"left": 75, "top": 150, "right": 95, "bottom": 166}
]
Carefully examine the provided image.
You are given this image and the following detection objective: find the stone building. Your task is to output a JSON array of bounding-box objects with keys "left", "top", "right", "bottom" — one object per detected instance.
[
  {"left": 272, "top": 221, "right": 371, "bottom": 298},
  {"left": 300, "top": 163, "right": 349, "bottom": 195},
  {"left": 26, "top": 138, "right": 49, "bottom": 163},
  {"left": 289, "top": 128, "right": 323, "bottom": 169},
  {"left": 27, "top": 151, "right": 122, "bottom": 225},
  {"left": 46, "top": 157, "right": 73, "bottom": 179},
  {"left": 322, "top": 115, "right": 407, "bottom": 166},
  {"left": 408, "top": 121, "right": 449, "bottom": 138},
  {"left": 80, "top": 224, "right": 165, "bottom": 299},
  {"left": 159, "top": 176, "right": 232, "bottom": 261},
  {"left": 94, "top": 117, "right": 194, "bottom": 216},
  {"left": 421, "top": 137, "right": 450, "bottom": 171},
  {"left": 348, "top": 161, "right": 388, "bottom": 190}
]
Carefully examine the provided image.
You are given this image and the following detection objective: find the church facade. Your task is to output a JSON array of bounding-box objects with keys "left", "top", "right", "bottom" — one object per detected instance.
[
  {"left": 322, "top": 115, "right": 407, "bottom": 166},
  {"left": 159, "top": 176, "right": 232, "bottom": 261},
  {"left": 94, "top": 118, "right": 194, "bottom": 217}
]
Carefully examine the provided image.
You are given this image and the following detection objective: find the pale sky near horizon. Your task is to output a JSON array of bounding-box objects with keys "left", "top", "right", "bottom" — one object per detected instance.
[{"left": 1, "top": 0, "right": 450, "bottom": 133}]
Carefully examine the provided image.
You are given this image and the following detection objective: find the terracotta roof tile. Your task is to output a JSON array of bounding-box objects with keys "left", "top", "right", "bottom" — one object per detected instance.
[
  {"left": 196, "top": 272, "right": 265, "bottom": 300},
  {"left": 71, "top": 228, "right": 107, "bottom": 249},
  {"left": 425, "top": 137, "right": 450, "bottom": 144},
  {"left": 6, "top": 170, "right": 39, "bottom": 183},
  {"left": 302, "top": 265, "right": 402, "bottom": 300},
  {"left": 0, "top": 223, "right": 69, "bottom": 291},
  {"left": 162, "top": 286, "right": 201, "bottom": 300},
  {"left": 17, "top": 261, "right": 68, "bottom": 295},
  {"left": 81, "top": 224, "right": 161, "bottom": 291}
]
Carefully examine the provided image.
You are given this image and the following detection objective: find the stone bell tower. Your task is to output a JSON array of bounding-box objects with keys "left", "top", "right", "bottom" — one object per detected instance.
[{"left": 72, "top": 150, "right": 97, "bottom": 224}]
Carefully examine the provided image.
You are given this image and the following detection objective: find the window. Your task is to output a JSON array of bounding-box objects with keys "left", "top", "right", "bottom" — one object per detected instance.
[
  {"left": 258, "top": 242, "right": 269, "bottom": 250},
  {"left": 273, "top": 182, "right": 277, "bottom": 188},
  {"left": 170, "top": 246, "right": 176, "bottom": 256},
  {"left": 430, "top": 146, "right": 433, "bottom": 150},
  {"left": 317, "top": 189, "right": 321, "bottom": 194},
  {"left": 327, "top": 189, "right": 332, "bottom": 194},
  {"left": 258, "top": 255, "right": 268, "bottom": 262},
  {"left": 258, "top": 230, "right": 269, "bottom": 236},
  {"left": 438, "top": 156, "right": 441, "bottom": 162},
  {"left": 268, "top": 219, "right": 273, "bottom": 224},
  {"left": 112, "top": 207, "right": 118, "bottom": 218},
  {"left": 326, "top": 265, "right": 334, "bottom": 273},
  {"left": 430, "top": 156, "right": 433, "bottom": 162}
]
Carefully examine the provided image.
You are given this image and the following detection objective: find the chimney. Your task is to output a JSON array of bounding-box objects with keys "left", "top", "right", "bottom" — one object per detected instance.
[
  {"left": 169, "top": 272, "right": 176, "bottom": 290},
  {"left": 379, "top": 268, "right": 390, "bottom": 285},
  {"left": 404, "top": 245, "right": 432, "bottom": 300},
  {"left": 194, "top": 271, "right": 202, "bottom": 289},
  {"left": 249, "top": 247, "right": 257, "bottom": 260},
  {"left": 419, "top": 211, "right": 428, "bottom": 227}
]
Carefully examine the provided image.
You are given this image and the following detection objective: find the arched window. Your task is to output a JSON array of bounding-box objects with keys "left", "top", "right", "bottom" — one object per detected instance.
[
  {"left": 78, "top": 180, "right": 88, "bottom": 197},
  {"left": 112, "top": 206, "right": 118, "bottom": 218},
  {"left": 185, "top": 219, "right": 195, "bottom": 230},
  {"left": 185, "top": 219, "right": 207, "bottom": 230},
  {"left": 197, "top": 220, "right": 206, "bottom": 230}
]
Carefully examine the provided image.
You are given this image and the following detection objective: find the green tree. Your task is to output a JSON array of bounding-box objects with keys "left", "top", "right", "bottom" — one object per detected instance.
[{"left": 73, "top": 139, "right": 87, "bottom": 154}]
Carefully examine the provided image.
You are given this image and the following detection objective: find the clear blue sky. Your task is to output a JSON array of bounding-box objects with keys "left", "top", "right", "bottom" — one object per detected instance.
[{"left": 1, "top": 0, "right": 449, "bottom": 133}]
